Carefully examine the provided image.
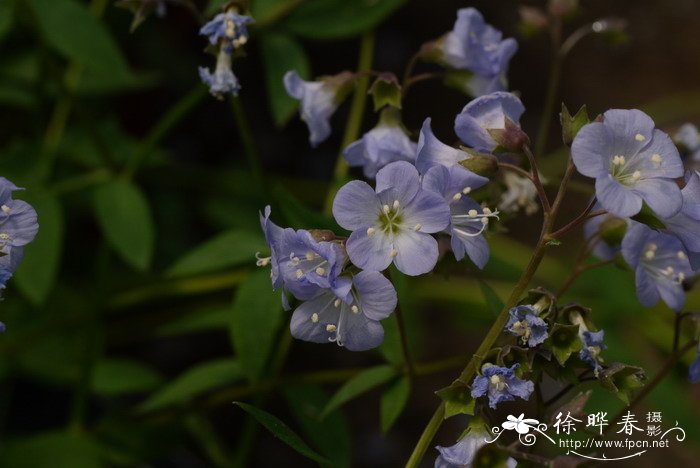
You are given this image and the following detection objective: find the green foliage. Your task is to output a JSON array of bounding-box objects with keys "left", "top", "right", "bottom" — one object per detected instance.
[
  {"left": 92, "top": 358, "right": 163, "bottom": 396},
  {"left": 436, "top": 383, "right": 476, "bottom": 419},
  {"left": 229, "top": 268, "right": 285, "bottom": 382},
  {"left": 0, "top": 431, "right": 105, "bottom": 468},
  {"left": 140, "top": 359, "right": 243, "bottom": 412},
  {"left": 321, "top": 365, "right": 398, "bottom": 417},
  {"left": 560, "top": 103, "right": 590, "bottom": 145},
  {"left": 93, "top": 180, "right": 155, "bottom": 271},
  {"left": 282, "top": 0, "right": 406, "bottom": 39},
  {"left": 380, "top": 376, "right": 410, "bottom": 432},
  {"left": 234, "top": 401, "right": 330, "bottom": 464},
  {"left": 260, "top": 33, "right": 310, "bottom": 126}
]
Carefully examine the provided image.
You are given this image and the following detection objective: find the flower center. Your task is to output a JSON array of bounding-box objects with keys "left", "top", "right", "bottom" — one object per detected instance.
[
  {"left": 510, "top": 320, "right": 532, "bottom": 343},
  {"left": 377, "top": 199, "right": 403, "bottom": 235},
  {"left": 451, "top": 206, "right": 500, "bottom": 238},
  {"left": 489, "top": 374, "right": 508, "bottom": 392},
  {"left": 641, "top": 243, "right": 687, "bottom": 285},
  {"left": 289, "top": 250, "right": 329, "bottom": 279}
]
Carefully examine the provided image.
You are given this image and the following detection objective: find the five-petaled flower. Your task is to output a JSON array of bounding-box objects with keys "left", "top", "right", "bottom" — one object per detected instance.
[
  {"left": 505, "top": 304, "right": 548, "bottom": 347},
  {"left": 471, "top": 363, "right": 534, "bottom": 409},
  {"left": 621, "top": 222, "right": 694, "bottom": 312},
  {"left": 439, "top": 8, "right": 518, "bottom": 96},
  {"left": 284, "top": 71, "right": 354, "bottom": 147},
  {"left": 579, "top": 329, "right": 606, "bottom": 372},
  {"left": 454, "top": 91, "right": 526, "bottom": 153},
  {"left": 434, "top": 432, "right": 516, "bottom": 468},
  {"left": 422, "top": 164, "right": 495, "bottom": 268},
  {"left": 572, "top": 109, "right": 685, "bottom": 218},
  {"left": 289, "top": 270, "right": 397, "bottom": 351},
  {"left": 200, "top": 11, "right": 253, "bottom": 53},
  {"left": 332, "top": 161, "right": 451, "bottom": 276}
]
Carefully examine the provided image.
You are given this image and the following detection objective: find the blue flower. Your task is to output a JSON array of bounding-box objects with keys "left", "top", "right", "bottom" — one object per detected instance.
[
  {"left": 284, "top": 71, "right": 354, "bottom": 147},
  {"left": 659, "top": 171, "right": 700, "bottom": 270},
  {"left": 258, "top": 206, "right": 285, "bottom": 290},
  {"left": 505, "top": 304, "right": 548, "bottom": 347},
  {"left": 289, "top": 270, "right": 397, "bottom": 351},
  {"left": 621, "top": 222, "right": 694, "bottom": 312},
  {"left": 200, "top": 12, "right": 254, "bottom": 52},
  {"left": 332, "top": 161, "right": 451, "bottom": 276},
  {"left": 440, "top": 8, "right": 518, "bottom": 95},
  {"left": 471, "top": 363, "right": 534, "bottom": 409},
  {"left": 571, "top": 109, "right": 685, "bottom": 218},
  {"left": 199, "top": 51, "right": 240, "bottom": 99},
  {"left": 0, "top": 246, "right": 24, "bottom": 291},
  {"left": 674, "top": 123, "right": 700, "bottom": 162},
  {"left": 689, "top": 350, "right": 700, "bottom": 384},
  {"left": 454, "top": 92, "right": 526, "bottom": 153},
  {"left": 344, "top": 115, "right": 417, "bottom": 179},
  {"left": 415, "top": 118, "right": 472, "bottom": 174},
  {"left": 435, "top": 432, "right": 516, "bottom": 468},
  {"left": 422, "top": 164, "right": 493, "bottom": 268},
  {"left": 579, "top": 330, "right": 606, "bottom": 372},
  {"left": 0, "top": 178, "right": 39, "bottom": 251}
]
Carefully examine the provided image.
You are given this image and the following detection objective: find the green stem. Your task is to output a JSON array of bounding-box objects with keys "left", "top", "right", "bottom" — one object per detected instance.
[
  {"left": 395, "top": 305, "right": 416, "bottom": 378},
  {"left": 122, "top": 87, "right": 207, "bottom": 179},
  {"left": 405, "top": 159, "right": 577, "bottom": 468},
  {"left": 230, "top": 96, "right": 267, "bottom": 196},
  {"left": 322, "top": 32, "right": 375, "bottom": 216},
  {"left": 534, "top": 19, "right": 563, "bottom": 159}
]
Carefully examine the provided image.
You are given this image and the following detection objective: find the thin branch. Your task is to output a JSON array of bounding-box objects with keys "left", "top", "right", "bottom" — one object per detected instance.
[
  {"left": 523, "top": 144, "right": 551, "bottom": 213},
  {"left": 497, "top": 162, "right": 535, "bottom": 182},
  {"left": 550, "top": 197, "right": 599, "bottom": 239}
]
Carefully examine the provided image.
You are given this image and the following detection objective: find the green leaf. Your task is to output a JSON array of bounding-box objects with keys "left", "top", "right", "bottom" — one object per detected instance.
[
  {"left": 321, "top": 365, "right": 397, "bottom": 418},
  {"left": 26, "top": 0, "right": 136, "bottom": 86},
  {"left": 230, "top": 268, "right": 285, "bottom": 382},
  {"left": 436, "top": 383, "right": 475, "bottom": 419},
  {"left": 140, "top": 359, "right": 243, "bottom": 412},
  {"left": 282, "top": 0, "right": 406, "bottom": 39},
  {"left": 380, "top": 376, "right": 410, "bottom": 433},
  {"left": 14, "top": 191, "right": 64, "bottom": 305},
  {"left": 234, "top": 402, "right": 330, "bottom": 464},
  {"left": 0, "top": 431, "right": 104, "bottom": 468},
  {"left": 157, "top": 307, "right": 230, "bottom": 336},
  {"left": 283, "top": 384, "right": 351, "bottom": 468},
  {"left": 260, "top": 33, "right": 310, "bottom": 127},
  {"left": 167, "top": 229, "right": 265, "bottom": 277},
  {"left": 479, "top": 280, "right": 504, "bottom": 316},
  {"left": 0, "top": 0, "right": 14, "bottom": 43},
  {"left": 91, "top": 359, "right": 163, "bottom": 396},
  {"left": 599, "top": 363, "right": 645, "bottom": 404},
  {"left": 93, "top": 179, "right": 155, "bottom": 271},
  {"left": 274, "top": 185, "right": 341, "bottom": 232}
]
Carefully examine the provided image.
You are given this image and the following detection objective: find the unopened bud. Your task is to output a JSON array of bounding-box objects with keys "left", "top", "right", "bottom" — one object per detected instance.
[{"left": 459, "top": 151, "right": 498, "bottom": 178}]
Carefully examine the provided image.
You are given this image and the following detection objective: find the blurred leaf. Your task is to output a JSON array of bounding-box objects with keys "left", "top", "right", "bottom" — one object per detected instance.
[
  {"left": 436, "top": 383, "right": 475, "bottom": 419},
  {"left": 93, "top": 180, "right": 155, "bottom": 271},
  {"left": 234, "top": 402, "right": 330, "bottom": 464},
  {"left": 479, "top": 279, "right": 504, "bottom": 316},
  {"left": 156, "top": 306, "right": 230, "bottom": 336},
  {"left": 274, "top": 185, "right": 340, "bottom": 231},
  {"left": 140, "top": 359, "right": 243, "bottom": 412},
  {"left": 380, "top": 376, "right": 410, "bottom": 433},
  {"left": 283, "top": 384, "right": 351, "bottom": 468},
  {"left": 26, "top": 0, "right": 137, "bottom": 87},
  {"left": 0, "top": 0, "right": 13, "bottom": 42},
  {"left": 282, "top": 0, "right": 406, "bottom": 39},
  {"left": 379, "top": 266, "right": 421, "bottom": 364},
  {"left": 0, "top": 431, "right": 104, "bottom": 468},
  {"left": 321, "top": 365, "right": 397, "bottom": 418},
  {"left": 260, "top": 33, "right": 310, "bottom": 127},
  {"left": 167, "top": 229, "right": 265, "bottom": 277},
  {"left": 92, "top": 358, "right": 163, "bottom": 396},
  {"left": 15, "top": 331, "right": 87, "bottom": 385},
  {"left": 14, "top": 192, "right": 64, "bottom": 305},
  {"left": 548, "top": 323, "right": 582, "bottom": 366},
  {"left": 230, "top": 268, "right": 284, "bottom": 382}
]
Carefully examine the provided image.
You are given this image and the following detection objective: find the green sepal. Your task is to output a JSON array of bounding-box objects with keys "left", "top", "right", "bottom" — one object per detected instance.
[
  {"left": 436, "top": 381, "right": 475, "bottom": 419},
  {"left": 560, "top": 103, "right": 590, "bottom": 146},
  {"left": 499, "top": 345, "right": 534, "bottom": 373},
  {"left": 599, "top": 363, "right": 645, "bottom": 404},
  {"left": 547, "top": 323, "right": 583, "bottom": 366},
  {"left": 473, "top": 444, "right": 514, "bottom": 468},
  {"left": 521, "top": 287, "right": 558, "bottom": 318},
  {"left": 368, "top": 73, "right": 402, "bottom": 111},
  {"left": 631, "top": 203, "right": 666, "bottom": 230}
]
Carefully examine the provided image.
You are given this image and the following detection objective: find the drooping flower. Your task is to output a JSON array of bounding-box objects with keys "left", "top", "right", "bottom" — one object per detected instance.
[
  {"left": 258, "top": 206, "right": 285, "bottom": 290},
  {"left": 659, "top": 171, "right": 700, "bottom": 270},
  {"left": 471, "top": 363, "right": 534, "bottom": 409},
  {"left": 583, "top": 204, "right": 628, "bottom": 261},
  {"left": 343, "top": 109, "right": 417, "bottom": 178},
  {"left": 454, "top": 92, "right": 526, "bottom": 153},
  {"left": 289, "top": 270, "right": 397, "bottom": 351},
  {"left": 200, "top": 11, "right": 254, "bottom": 52},
  {"left": 0, "top": 178, "right": 39, "bottom": 251},
  {"left": 199, "top": 50, "right": 241, "bottom": 99},
  {"left": 284, "top": 71, "right": 354, "bottom": 147},
  {"left": 621, "top": 222, "right": 693, "bottom": 312},
  {"left": 439, "top": 8, "right": 518, "bottom": 95},
  {"left": 505, "top": 304, "right": 548, "bottom": 347},
  {"left": 422, "top": 164, "right": 494, "bottom": 268},
  {"left": 435, "top": 432, "right": 516, "bottom": 468},
  {"left": 415, "top": 118, "right": 472, "bottom": 174},
  {"left": 674, "top": 123, "right": 700, "bottom": 162},
  {"left": 332, "top": 161, "right": 451, "bottom": 276},
  {"left": 579, "top": 329, "right": 606, "bottom": 372},
  {"left": 571, "top": 109, "right": 684, "bottom": 218},
  {"left": 689, "top": 349, "right": 700, "bottom": 384},
  {"left": 499, "top": 171, "right": 539, "bottom": 215}
]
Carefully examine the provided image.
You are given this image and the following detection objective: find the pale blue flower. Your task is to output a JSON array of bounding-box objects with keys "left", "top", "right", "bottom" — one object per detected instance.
[
  {"left": 422, "top": 164, "right": 493, "bottom": 268},
  {"left": 415, "top": 118, "right": 472, "bottom": 174},
  {"left": 199, "top": 51, "right": 240, "bottom": 99},
  {"left": 674, "top": 123, "right": 700, "bottom": 162},
  {"left": 200, "top": 12, "right": 253, "bottom": 52},
  {"left": 505, "top": 304, "right": 548, "bottom": 347},
  {"left": 0, "top": 178, "right": 38, "bottom": 250},
  {"left": 571, "top": 109, "right": 684, "bottom": 218},
  {"left": 435, "top": 432, "right": 516, "bottom": 468},
  {"left": 454, "top": 92, "right": 525, "bottom": 152},
  {"left": 659, "top": 171, "right": 700, "bottom": 270},
  {"left": 579, "top": 330, "right": 606, "bottom": 371},
  {"left": 344, "top": 121, "right": 417, "bottom": 179},
  {"left": 622, "top": 222, "right": 693, "bottom": 312},
  {"left": 332, "top": 161, "right": 450, "bottom": 276},
  {"left": 289, "top": 270, "right": 397, "bottom": 351},
  {"left": 471, "top": 364, "right": 534, "bottom": 409}
]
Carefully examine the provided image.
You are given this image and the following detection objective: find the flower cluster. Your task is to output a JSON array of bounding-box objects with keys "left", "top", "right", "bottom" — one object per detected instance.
[
  {"left": 198, "top": 6, "right": 254, "bottom": 99},
  {"left": 578, "top": 109, "right": 699, "bottom": 311},
  {"left": 0, "top": 177, "right": 39, "bottom": 331}
]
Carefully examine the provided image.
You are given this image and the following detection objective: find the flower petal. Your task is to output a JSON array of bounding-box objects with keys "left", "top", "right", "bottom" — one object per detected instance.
[
  {"left": 353, "top": 270, "right": 397, "bottom": 321},
  {"left": 375, "top": 160, "right": 420, "bottom": 203},
  {"left": 290, "top": 291, "right": 341, "bottom": 344},
  {"left": 332, "top": 180, "right": 381, "bottom": 230},
  {"left": 571, "top": 122, "right": 609, "bottom": 178},
  {"left": 595, "top": 175, "right": 643, "bottom": 217},
  {"left": 415, "top": 118, "right": 469, "bottom": 174},
  {"left": 402, "top": 190, "right": 451, "bottom": 233},
  {"left": 345, "top": 228, "right": 393, "bottom": 272},
  {"left": 634, "top": 178, "right": 682, "bottom": 218},
  {"left": 393, "top": 230, "right": 439, "bottom": 276}
]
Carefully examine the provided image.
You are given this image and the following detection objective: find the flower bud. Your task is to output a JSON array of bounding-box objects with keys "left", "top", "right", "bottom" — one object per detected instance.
[{"left": 458, "top": 151, "right": 498, "bottom": 178}]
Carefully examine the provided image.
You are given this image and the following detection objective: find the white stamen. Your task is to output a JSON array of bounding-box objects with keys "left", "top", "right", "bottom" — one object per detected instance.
[
  {"left": 311, "top": 313, "right": 319, "bottom": 323},
  {"left": 295, "top": 269, "right": 304, "bottom": 279},
  {"left": 482, "top": 207, "right": 492, "bottom": 215},
  {"left": 664, "top": 266, "right": 675, "bottom": 275},
  {"left": 678, "top": 251, "right": 687, "bottom": 260},
  {"left": 255, "top": 252, "right": 271, "bottom": 267},
  {"left": 452, "top": 193, "right": 462, "bottom": 201},
  {"left": 390, "top": 249, "right": 398, "bottom": 258},
  {"left": 0, "top": 205, "right": 9, "bottom": 214},
  {"left": 315, "top": 267, "right": 326, "bottom": 276},
  {"left": 462, "top": 187, "right": 472, "bottom": 194},
  {"left": 382, "top": 204, "right": 390, "bottom": 214},
  {"left": 291, "top": 256, "right": 300, "bottom": 264},
  {"left": 326, "top": 324, "right": 337, "bottom": 332},
  {"left": 679, "top": 273, "right": 686, "bottom": 282},
  {"left": 648, "top": 243, "right": 658, "bottom": 251},
  {"left": 635, "top": 133, "right": 646, "bottom": 141},
  {"left": 413, "top": 224, "right": 422, "bottom": 231},
  {"left": 367, "top": 227, "right": 376, "bottom": 236},
  {"left": 334, "top": 299, "right": 341, "bottom": 308},
  {"left": 480, "top": 217, "right": 489, "bottom": 225},
  {"left": 612, "top": 155, "right": 626, "bottom": 166},
  {"left": 645, "top": 249, "right": 655, "bottom": 260},
  {"left": 468, "top": 209, "right": 478, "bottom": 218},
  {"left": 392, "top": 200, "right": 400, "bottom": 210},
  {"left": 632, "top": 170, "right": 642, "bottom": 181},
  {"left": 651, "top": 153, "right": 663, "bottom": 164},
  {"left": 305, "top": 252, "right": 315, "bottom": 261},
  {"left": 351, "top": 305, "right": 359, "bottom": 314}
]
